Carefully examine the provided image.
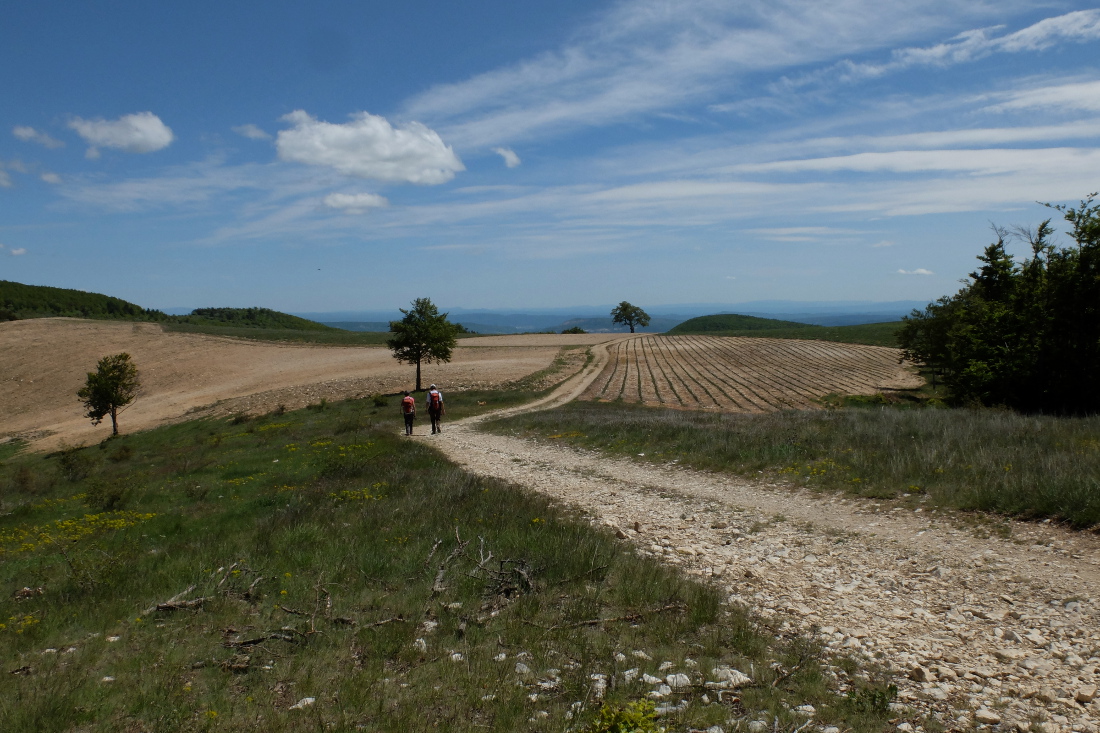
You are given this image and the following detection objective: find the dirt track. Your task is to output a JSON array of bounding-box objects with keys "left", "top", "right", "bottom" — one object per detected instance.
[
  {"left": 0, "top": 319, "right": 596, "bottom": 450},
  {"left": 433, "top": 339, "right": 1100, "bottom": 732}
]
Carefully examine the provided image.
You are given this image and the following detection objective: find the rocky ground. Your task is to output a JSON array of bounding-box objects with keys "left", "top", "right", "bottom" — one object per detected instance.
[{"left": 421, "top": 346, "right": 1100, "bottom": 732}]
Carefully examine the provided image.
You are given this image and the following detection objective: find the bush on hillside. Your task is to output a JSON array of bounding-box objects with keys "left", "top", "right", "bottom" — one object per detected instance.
[{"left": 899, "top": 193, "right": 1100, "bottom": 413}]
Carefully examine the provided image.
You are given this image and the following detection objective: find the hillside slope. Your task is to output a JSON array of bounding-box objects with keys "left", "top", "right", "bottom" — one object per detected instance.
[{"left": 668, "top": 313, "right": 809, "bottom": 332}]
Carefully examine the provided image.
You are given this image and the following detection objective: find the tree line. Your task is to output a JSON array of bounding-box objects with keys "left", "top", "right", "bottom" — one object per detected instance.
[{"left": 899, "top": 193, "right": 1100, "bottom": 414}]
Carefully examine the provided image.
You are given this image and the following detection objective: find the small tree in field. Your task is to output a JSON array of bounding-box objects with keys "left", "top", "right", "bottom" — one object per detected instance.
[
  {"left": 77, "top": 353, "right": 141, "bottom": 436},
  {"left": 387, "top": 298, "right": 459, "bottom": 391},
  {"left": 610, "top": 301, "right": 650, "bottom": 333}
]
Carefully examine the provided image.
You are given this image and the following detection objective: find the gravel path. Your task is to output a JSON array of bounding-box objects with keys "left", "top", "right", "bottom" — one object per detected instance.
[{"left": 425, "top": 338, "right": 1100, "bottom": 732}]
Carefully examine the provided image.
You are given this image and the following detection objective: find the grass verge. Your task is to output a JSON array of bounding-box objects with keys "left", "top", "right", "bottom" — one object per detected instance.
[
  {"left": 486, "top": 401, "right": 1100, "bottom": 528},
  {"left": 0, "top": 399, "right": 892, "bottom": 731}
]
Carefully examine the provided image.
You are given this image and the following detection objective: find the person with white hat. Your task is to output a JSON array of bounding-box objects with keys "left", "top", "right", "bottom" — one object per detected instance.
[{"left": 425, "top": 384, "right": 445, "bottom": 434}]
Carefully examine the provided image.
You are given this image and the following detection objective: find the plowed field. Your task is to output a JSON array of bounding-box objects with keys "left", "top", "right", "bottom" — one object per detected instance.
[{"left": 581, "top": 335, "right": 920, "bottom": 411}]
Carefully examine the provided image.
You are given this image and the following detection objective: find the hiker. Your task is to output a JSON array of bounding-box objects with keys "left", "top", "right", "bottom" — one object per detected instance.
[
  {"left": 426, "top": 384, "right": 445, "bottom": 434},
  {"left": 401, "top": 390, "right": 416, "bottom": 435}
]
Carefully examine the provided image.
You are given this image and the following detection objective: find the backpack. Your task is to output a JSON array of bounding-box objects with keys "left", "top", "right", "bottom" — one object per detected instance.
[
  {"left": 429, "top": 390, "right": 442, "bottom": 409},
  {"left": 402, "top": 396, "right": 415, "bottom": 414}
]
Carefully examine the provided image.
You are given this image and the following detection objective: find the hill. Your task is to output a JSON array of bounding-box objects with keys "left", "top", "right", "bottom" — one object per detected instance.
[
  {"left": 667, "top": 313, "right": 815, "bottom": 333},
  {"left": 177, "top": 307, "right": 335, "bottom": 331},
  {"left": 670, "top": 314, "right": 903, "bottom": 347},
  {"left": 0, "top": 280, "right": 159, "bottom": 321}
]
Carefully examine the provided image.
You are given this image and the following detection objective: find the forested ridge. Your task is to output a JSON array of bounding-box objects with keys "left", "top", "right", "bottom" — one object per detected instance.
[{"left": 0, "top": 281, "right": 333, "bottom": 331}]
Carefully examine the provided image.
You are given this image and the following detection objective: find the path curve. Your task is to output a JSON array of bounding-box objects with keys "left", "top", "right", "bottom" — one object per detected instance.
[{"left": 427, "top": 337, "right": 1100, "bottom": 731}]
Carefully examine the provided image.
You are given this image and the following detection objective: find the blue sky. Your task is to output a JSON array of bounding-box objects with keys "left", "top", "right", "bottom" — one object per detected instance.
[{"left": 2, "top": 1, "right": 1099, "bottom": 312}]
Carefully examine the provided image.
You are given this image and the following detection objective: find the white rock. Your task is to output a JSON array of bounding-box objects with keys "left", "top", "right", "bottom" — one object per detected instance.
[
  {"left": 823, "top": 727, "right": 841, "bottom": 733},
  {"left": 289, "top": 697, "right": 315, "bottom": 711},
  {"left": 666, "top": 673, "right": 691, "bottom": 689},
  {"left": 643, "top": 674, "right": 663, "bottom": 685},
  {"left": 614, "top": 652, "right": 627, "bottom": 662},
  {"left": 622, "top": 668, "right": 639, "bottom": 682},
  {"left": 648, "top": 684, "right": 672, "bottom": 699},
  {"left": 515, "top": 662, "right": 531, "bottom": 675},
  {"left": 658, "top": 661, "right": 675, "bottom": 671},
  {"left": 712, "top": 666, "right": 752, "bottom": 687},
  {"left": 101, "top": 676, "right": 115, "bottom": 682},
  {"left": 106, "top": 636, "right": 120, "bottom": 643},
  {"left": 450, "top": 652, "right": 465, "bottom": 662},
  {"left": 974, "top": 708, "right": 1001, "bottom": 725},
  {"left": 897, "top": 724, "right": 915, "bottom": 733},
  {"left": 793, "top": 704, "right": 815, "bottom": 716},
  {"left": 632, "top": 650, "right": 652, "bottom": 660},
  {"left": 748, "top": 721, "right": 768, "bottom": 733},
  {"left": 413, "top": 638, "right": 427, "bottom": 652}
]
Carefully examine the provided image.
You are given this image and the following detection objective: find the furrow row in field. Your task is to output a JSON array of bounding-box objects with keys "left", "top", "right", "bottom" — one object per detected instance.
[{"left": 580, "top": 335, "right": 918, "bottom": 413}]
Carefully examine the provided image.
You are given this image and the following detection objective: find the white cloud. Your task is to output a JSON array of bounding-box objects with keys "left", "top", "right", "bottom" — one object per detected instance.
[
  {"left": 897, "top": 268, "right": 933, "bottom": 275},
  {"left": 872, "top": 240, "right": 894, "bottom": 248},
  {"left": 13, "top": 126, "right": 64, "bottom": 149},
  {"left": 404, "top": 0, "right": 1034, "bottom": 147},
  {"left": 734, "top": 147, "right": 1100, "bottom": 177},
  {"left": 0, "top": 169, "right": 11, "bottom": 188},
  {"left": 988, "top": 80, "right": 1100, "bottom": 113},
  {"left": 9, "top": 247, "right": 27, "bottom": 256},
  {"left": 786, "top": 10, "right": 1100, "bottom": 88},
  {"left": 323, "top": 192, "right": 389, "bottom": 213},
  {"left": 276, "top": 110, "right": 464, "bottom": 184},
  {"left": 233, "top": 124, "right": 272, "bottom": 140},
  {"left": 68, "top": 112, "right": 175, "bottom": 157},
  {"left": 491, "top": 147, "right": 521, "bottom": 168},
  {"left": 40, "top": 172, "right": 61, "bottom": 184}
]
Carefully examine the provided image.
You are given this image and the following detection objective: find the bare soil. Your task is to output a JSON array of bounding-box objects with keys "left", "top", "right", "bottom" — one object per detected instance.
[
  {"left": 584, "top": 335, "right": 922, "bottom": 411},
  {"left": 0, "top": 319, "right": 600, "bottom": 450}
]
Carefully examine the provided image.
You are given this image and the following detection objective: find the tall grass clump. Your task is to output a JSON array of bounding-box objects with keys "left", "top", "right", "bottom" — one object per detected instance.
[
  {"left": 488, "top": 402, "right": 1100, "bottom": 527},
  {"left": 0, "top": 398, "right": 890, "bottom": 732}
]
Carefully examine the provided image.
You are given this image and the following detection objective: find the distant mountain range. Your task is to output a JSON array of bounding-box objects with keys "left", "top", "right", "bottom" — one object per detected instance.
[{"left": 296, "top": 301, "right": 925, "bottom": 334}]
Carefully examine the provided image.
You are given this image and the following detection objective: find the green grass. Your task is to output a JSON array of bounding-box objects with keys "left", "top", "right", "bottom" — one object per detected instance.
[
  {"left": 0, "top": 399, "right": 893, "bottom": 732},
  {"left": 670, "top": 321, "right": 904, "bottom": 347},
  {"left": 486, "top": 401, "right": 1100, "bottom": 528}
]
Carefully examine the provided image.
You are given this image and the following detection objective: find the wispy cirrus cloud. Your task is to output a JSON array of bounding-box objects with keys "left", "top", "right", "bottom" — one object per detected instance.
[
  {"left": 13, "top": 125, "right": 64, "bottom": 149},
  {"left": 233, "top": 123, "right": 271, "bottom": 140},
  {"left": 898, "top": 268, "right": 934, "bottom": 275},
  {"left": 404, "top": 0, "right": 1033, "bottom": 148},
  {"left": 322, "top": 192, "right": 389, "bottom": 213},
  {"left": 778, "top": 10, "right": 1100, "bottom": 90}
]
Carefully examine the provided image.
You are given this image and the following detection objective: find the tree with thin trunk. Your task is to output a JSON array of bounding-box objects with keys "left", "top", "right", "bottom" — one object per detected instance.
[
  {"left": 387, "top": 298, "right": 459, "bottom": 391},
  {"left": 77, "top": 353, "right": 141, "bottom": 436},
  {"left": 610, "top": 301, "right": 651, "bottom": 333}
]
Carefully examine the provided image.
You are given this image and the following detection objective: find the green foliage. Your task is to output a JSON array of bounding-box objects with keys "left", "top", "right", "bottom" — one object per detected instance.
[
  {"left": 76, "top": 353, "right": 141, "bottom": 436},
  {"left": 669, "top": 313, "right": 809, "bottom": 333},
  {"left": 899, "top": 194, "right": 1100, "bottom": 413},
  {"left": 582, "top": 700, "right": 662, "bottom": 733},
  {"left": 610, "top": 302, "right": 651, "bottom": 333},
  {"left": 177, "top": 307, "right": 335, "bottom": 331},
  {"left": 562, "top": 325, "right": 588, "bottom": 334},
  {"left": 0, "top": 280, "right": 158, "bottom": 321},
  {"left": 387, "top": 297, "right": 459, "bottom": 391}
]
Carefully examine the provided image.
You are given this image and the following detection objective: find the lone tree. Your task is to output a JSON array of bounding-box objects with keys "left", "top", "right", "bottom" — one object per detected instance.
[
  {"left": 610, "top": 301, "right": 650, "bottom": 333},
  {"left": 77, "top": 352, "right": 141, "bottom": 436},
  {"left": 387, "top": 297, "right": 459, "bottom": 391}
]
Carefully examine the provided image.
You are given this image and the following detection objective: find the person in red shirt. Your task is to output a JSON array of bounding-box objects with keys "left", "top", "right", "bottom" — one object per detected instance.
[
  {"left": 400, "top": 390, "right": 416, "bottom": 435},
  {"left": 426, "top": 384, "right": 445, "bottom": 434}
]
